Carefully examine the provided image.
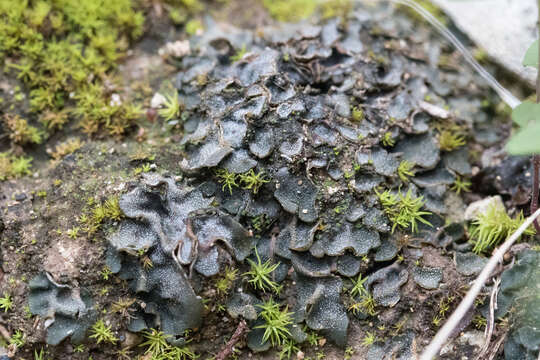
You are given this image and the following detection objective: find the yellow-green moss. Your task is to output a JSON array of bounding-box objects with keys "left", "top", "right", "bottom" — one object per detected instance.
[
  {"left": 261, "top": 0, "right": 318, "bottom": 22},
  {"left": 3, "top": 114, "right": 43, "bottom": 145},
  {"left": 49, "top": 138, "right": 83, "bottom": 161},
  {"left": 0, "top": 0, "right": 144, "bottom": 137},
  {"left": 320, "top": 0, "right": 353, "bottom": 20},
  {"left": 0, "top": 153, "right": 33, "bottom": 180}
]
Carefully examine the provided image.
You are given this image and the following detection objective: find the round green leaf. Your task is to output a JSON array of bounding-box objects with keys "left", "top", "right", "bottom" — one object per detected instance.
[
  {"left": 523, "top": 39, "right": 539, "bottom": 68},
  {"left": 506, "top": 121, "right": 540, "bottom": 155},
  {"left": 512, "top": 101, "right": 540, "bottom": 127}
]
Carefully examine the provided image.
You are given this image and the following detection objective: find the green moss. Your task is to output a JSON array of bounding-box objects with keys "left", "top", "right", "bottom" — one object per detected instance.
[
  {"left": 437, "top": 129, "right": 466, "bottom": 152},
  {"left": 376, "top": 188, "right": 432, "bottom": 233},
  {"left": 381, "top": 131, "right": 395, "bottom": 147},
  {"left": 397, "top": 160, "right": 415, "bottom": 182},
  {"left": 158, "top": 91, "right": 182, "bottom": 121},
  {"left": 89, "top": 319, "right": 118, "bottom": 345},
  {"left": 255, "top": 298, "right": 293, "bottom": 347},
  {"left": 215, "top": 168, "right": 239, "bottom": 194},
  {"left": 244, "top": 248, "right": 281, "bottom": 293},
  {"left": 469, "top": 204, "right": 535, "bottom": 254},
  {"left": 450, "top": 176, "right": 471, "bottom": 194},
  {"left": 50, "top": 138, "right": 83, "bottom": 160},
  {"left": 185, "top": 19, "right": 203, "bottom": 35},
  {"left": 361, "top": 331, "right": 376, "bottom": 346},
  {"left": 139, "top": 329, "right": 198, "bottom": 359},
  {"left": 0, "top": 293, "right": 13, "bottom": 312},
  {"left": 262, "top": 0, "right": 318, "bottom": 22},
  {"left": 4, "top": 114, "right": 43, "bottom": 145},
  {"left": 10, "top": 330, "right": 25, "bottom": 348},
  {"left": 351, "top": 105, "right": 364, "bottom": 122},
  {"left": 238, "top": 169, "right": 270, "bottom": 194},
  {"left": 279, "top": 339, "right": 300, "bottom": 360},
  {"left": 80, "top": 195, "right": 124, "bottom": 234},
  {"left": 230, "top": 44, "right": 247, "bottom": 63},
  {"left": 0, "top": 152, "right": 33, "bottom": 180},
  {"left": 0, "top": 0, "right": 145, "bottom": 137},
  {"left": 215, "top": 267, "right": 238, "bottom": 295},
  {"left": 320, "top": 0, "right": 353, "bottom": 20}
]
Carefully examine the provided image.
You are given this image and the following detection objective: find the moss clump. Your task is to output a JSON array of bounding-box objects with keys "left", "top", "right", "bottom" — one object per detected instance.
[
  {"left": 140, "top": 329, "right": 198, "bottom": 359},
  {"left": 185, "top": 19, "right": 203, "bottom": 35},
  {"left": 157, "top": 91, "right": 182, "bottom": 121},
  {"left": 0, "top": 153, "right": 33, "bottom": 180},
  {"left": 4, "top": 114, "right": 43, "bottom": 145},
  {"left": 397, "top": 160, "right": 415, "bottom": 182},
  {"left": 0, "top": 0, "right": 144, "bottom": 137},
  {"left": 89, "top": 319, "right": 118, "bottom": 345},
  {"left": 49, "top": 138, "right": 83, "bottom": 161},
  {"left": 255, "top": 298, "right": 293, "bottom": 347},
  {"left": 238, "top": 169, "right": 270, "bottom": 194},
  {"left": 261, "top": 0, "right": 318, "bottom": 22},
  {"left": 376, "top": 188, "right": 432, "bottom": 233},
  {"left": 450, "top": 176, "right": 471, "bottom": 194},
  {"left": 437, "top": 129, "right": 466, "bottom": 151},
  {"left": 351, "top": 105, "right": 364, "bottom": 122},
  {"left": 469, "top": 204, "right": 535, "bottom": 254},
  {"left": 381, "top": 131, "right": 395, "bottom": 147},
  {"left": 244, "top": 248, "right": 281, "bottom": 293},
  {"left": 320, "top": 0, "right": 353, "bottom": 20},
  {"left": 80, "top": 195, "right": 124, "bottom": 234},
  {"left": 230, "top": 44, "right": 247, "bottom": 63}
]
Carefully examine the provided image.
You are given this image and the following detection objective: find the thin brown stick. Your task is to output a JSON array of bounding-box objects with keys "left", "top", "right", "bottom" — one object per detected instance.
[
  {"left": 0, "top": 323, "right": 10, "bottom": 341},
  {"left": 531, "top": 156, "right": 540, "bottom": 231},
  {"left": 479, "top": 277, "right": 500, "bottom": 357},
  {"left": 215, "top": 320, "right": 248, "bottom": 360},
  {"left": 534, "top": 0, "right": 540, "bottom": 232}
]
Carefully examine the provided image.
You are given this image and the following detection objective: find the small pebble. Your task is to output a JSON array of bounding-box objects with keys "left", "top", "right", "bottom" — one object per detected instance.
[{"left": 15, "top": 193, "right": 26, "bottom": 202}]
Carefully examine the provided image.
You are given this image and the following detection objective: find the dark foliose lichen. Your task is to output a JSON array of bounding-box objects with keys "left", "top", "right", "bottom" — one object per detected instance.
[
  {"left": 29, "top": 272, "right": 97, "bottom": 345},
  {"left": 100, "top": 2, "right": 504, "bottom": 354},
  {"left": 495, "top": 250, "right": 540, "bottom": 359}
]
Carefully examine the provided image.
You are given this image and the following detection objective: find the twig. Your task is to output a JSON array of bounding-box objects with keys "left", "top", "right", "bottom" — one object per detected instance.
[
  {"left": 533, "top": 1, "right": 540, "bottom": 232},
  {"left": 215, "top": 320, "right": 248, "bottom": 360},
  {"left": 0, "top": 323, "right": 10, "bottom": 342},
  {"left": 487, "top": 333, "right": 507, "bottom": 360},
  {"left": 419, "top": 207, "right": 540, "bottom": 360},
  {"left": 532, "top": 156, "right": 540, "bottom": 232},
  {"left": 479, "top": 277, "right": 500, "bottom": 357}
]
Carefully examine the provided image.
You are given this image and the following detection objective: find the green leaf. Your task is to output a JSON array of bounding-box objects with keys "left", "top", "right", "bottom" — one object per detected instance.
[
  {"left": 512, "top": 101, "right": 540, "bottom": 127},
  {"left": 506, "top": 121, "right": 540, "bottom": 155},
  {"left": 523, "top": 39, "right": 539, "bottom": 68}
]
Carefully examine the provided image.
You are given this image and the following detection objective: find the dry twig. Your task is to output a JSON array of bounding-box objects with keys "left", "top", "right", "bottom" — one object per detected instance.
[{"left": 215, "top": 319, "right": 248, "bottom": 360}]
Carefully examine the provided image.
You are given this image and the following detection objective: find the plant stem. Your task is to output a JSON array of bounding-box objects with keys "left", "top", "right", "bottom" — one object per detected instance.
[
  {"left": 532, "top": 156, "right": 540, "bottom": 232},
  {"left": 532, "top": 0, "right": 540, "bottom": 232}
]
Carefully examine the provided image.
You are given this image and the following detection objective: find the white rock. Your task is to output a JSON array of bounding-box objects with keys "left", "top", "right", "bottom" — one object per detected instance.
[
  {"left": 458, "top": 330, "right": 485, "bottom": 347},
  {"left": 464, "top": 195, "right": 505, "bottom": 221},
  {"left": 151, "top": 92, "right": 167, "bottom": 108},
  {"left": 432, "top": 0, "right": 537, "bottom": 86},
  {"left": 110, "top": 93, "right": 122, "bottom": 106},
  {"left": 158, "top": 40, "right": 191, "bottom": 58}
]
